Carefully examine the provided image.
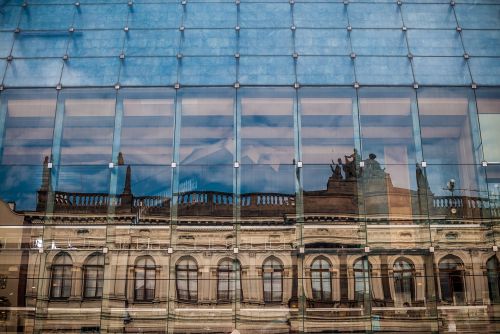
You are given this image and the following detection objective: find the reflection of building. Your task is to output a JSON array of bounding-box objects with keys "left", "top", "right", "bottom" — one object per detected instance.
[
  {"left": 0, "top": 1, "right": 500, "bottom": 333},
  {"left": 1, "top": 156, "right": 499, "bottom": 333}
]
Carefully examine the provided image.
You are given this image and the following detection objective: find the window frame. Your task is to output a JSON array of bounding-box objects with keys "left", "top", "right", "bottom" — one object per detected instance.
[
  {"left": 262, "top": 257, "right": 284, "bottom": 304},
  {"left": 176, "top": 257, "right": 198, "bottom": 303},
  {"left": 134, "top": 256, "right": 156, "bottom": 302},
  {"left": 50, "top": 252, "right": 73, "bottom": 300}
]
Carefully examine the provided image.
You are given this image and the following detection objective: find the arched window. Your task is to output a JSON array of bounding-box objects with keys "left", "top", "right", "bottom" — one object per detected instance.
[
  {"left": 83, "top": 252, "right": 105, "bottom": 299},
  {"left": 439, "top": 255, "right": 465, "bottom": 304},
  {"left": 263, "top": 257, "right": 283, "bottom": 303},
  {"left": 217, "top": 259, "right": 242, "bottom": 302},
  {"left": 311, "top": 257, "right": 332, "bottom": 302},
  {"left": 487, "top": 256, "right": 500, "bottom": 303},
  {"left": 176, "top": 257, "right": 198, "bottom": 302},
  {"left": 50, "top": 252, "right": 72, "bottom": 299},
  {"left": 393, "top": 258, "right": 415, "bottom": 305},
  {"left": 353, "top": 258, "right": 371, "bottom": 302},
  {"left": 134, "top": 256, "right": 156, "bottom": 301}
]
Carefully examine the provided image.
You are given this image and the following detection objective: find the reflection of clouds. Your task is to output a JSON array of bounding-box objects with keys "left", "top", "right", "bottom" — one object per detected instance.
[
  {"left": 181, "top": 139, "right": 233, "bottom": 165},
  {"left": 127, "top": 167, "right": 171, "bottom": 196},
  {"left": 179, "top": 166, "right": 232, "bottom": 193},
  {"left": 241, "top": 165, "right": 294, "bottom": 194},
  {"left": 0, "top": 166, "right": 42, "bottom": 210},
  {"left": 57, "top": 167, "right": 109, "bottom": 193}
]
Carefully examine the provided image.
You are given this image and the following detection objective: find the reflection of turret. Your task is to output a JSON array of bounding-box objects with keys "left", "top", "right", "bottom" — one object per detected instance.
[{"left": 36, "top": 156, "right": 52, "bottom": 211}]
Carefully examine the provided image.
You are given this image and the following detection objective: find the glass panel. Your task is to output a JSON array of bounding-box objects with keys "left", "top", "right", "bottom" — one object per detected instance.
[
  {"left": 176, "top": 165, "right": 234, "bottom": 223},
  {"left": 118, "top": 88, "right": 174, "bottom": 165},
  {"left": 293, "top": 3, "right": 347, "bottom": 28},
  {"left": 295, "top": 29, "right": 350, "bottom": 56},
  {"left": 418, "top": 87, "right": 481, "bottom": 165},
  {"left": 74, "top": 4, "right": 128, "bottom": 29},
  {"left": 120, "top": 57, "right": 178, "bottom": 86},
  {"left": 58, "top": 89, "right": 116, "bottom": 165},
  {"left": 426, "top": 164, "right": 489, "bottom": 223},
  {"left": 355, "top": 56, "right": 413, "bottom": 85},
  {"left": 4, "top": 59, "right": 63, "bottom": 87},
  {"left": 358, "top": 88, "right": 425, "bottom": 220},
  {"left": 351, "top": 29, "right": 407, "bottom": 56},
  {"left": 469, "top": 57, "right": 500, "bottom": 86},
  {"left": 19, "top": 5, "right": 74, "bottom": 30},
  {"left": 181, "top": 29, "right": 235, "bottom": 56},
  {"left": 0, "top": 89, "right": 56, "bottom": 165},
  {"left": 128, "top": 3, "right": 182, "bottom": 29},
  {"left": 240, "top": 87, "right": 295, "bottom": 166},
  {"left": 413, "top": 57, "right": 471, "bottom": 86},
  {"left": 238, "top": 56, "right": 295, "bottom": 85},
  {"left": 0, "top": 89, "right": 57, "bottom": 211},
  {"left": 455, "top": 4, "right": 500, "bottom": 29},
  {"left": 296, "top": 56, "right": 354, "bottom": 85},
  {"left": 179, "top": 88, "right": 234, "bottom": 165},
  {"left": 67, "top": 30, "right": 124, "bottom": 57},
  {"left": 240, "top": 3, "right": 291, "bottom": 28},
  {"left": 0, "top": 31, "right": 13, "bottom": 58},
  {"left": 183, "top": 3, "right": 236, "bottom": 28},
  {"left": 61, "top": 58, "right": 121, "bottom": 87},
  {"left": 477, "top": 89, "right": 500, "bottom": 162},
  {"left": 407, "top": 30, "right": 463, "bottom": 56},
  {"left": 239, "top": 29, "right": 293, "bottom": 56},
  {"left": 348, "top": 3, "right": 402, "bottom": 28},
  {"left": 462, "top": 30, "right": 500, "bottom": 57},
  {"left": 124, "top": 29, "right": 179, "bottom": 56},
  {"left": 12, "top": 32, "right": 68, "bottom": 58},
  {"left": 401, "top": 4, "right": 457, "bottom": 29},
  {"left": 0, "top": 6, "right": 21, "bottom": 30},
  {"left": 180, "top": 56, "right": 236, "bottom": 85}
]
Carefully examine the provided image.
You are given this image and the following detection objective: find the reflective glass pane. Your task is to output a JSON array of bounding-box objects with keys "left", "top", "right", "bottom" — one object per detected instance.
[
  {"left": 67, "top": 30, "right": 124, "bottom": 57},
  {"left": 295, "top": 29, "right": 350, "bottom": 56},
  {"left": 238, "top": 56, "right": 295, "bottom": 85},
  {"left": 462, "top": 30, "right": 500, "bottom": 57},
  {"left": 351, "top": 29, "right": 407, "bottom": 56},
  {"left": 128, "top": 4, "right": 182, "bottom": 29},
  {"left": 74, "top": 4, "right": 128, "bottom": 29},
  {"left": 118, "top": 88, "right": 175, "bottom": 165},
  {"left": 0, "top": 6, "right": 21, "bottom": 30},
  {"left": 239, "top": 29, "right": 293, "bottom": 56},
  {"left": 240, "top": 88, "right": 295, "bottom": 166},
  {"left": 124, "top": 29, "right": 179, "bottom": 56},
  {"left": 401, "top": 4, "right": 457, "bottom": 29},
  {"left": 19, "top": 5, "right": 74, "bottom": 30},
  {"left": 413, "top": 57, "right": 471, "bottom": 86},
  {"left": 418, "top": 87, "right": 481, "bottom": 165},
  {"left": 455, "top": 4, "right": 500, "bottom": 29},
  {"left": 180, "top": 56, "right": 236, "bottom": 85},
  {"left": 0, "top": 32, "right": 13, "bottom": 58},
  {"left": 179, "top": 88, "right": 234, "bottom": 165},
  {"left": 348, "top": 3, "right": 402, "bottom": 29},
  {"left": 407, "top": 30, "right": 463, "bottom": 56},
  {"left": 120, "top": 57, "right": 177, "bottom": 86},
  {"left": 240, "top": 3, "right": 291, "bottom": 28},
  {"left": 293, "top": 3, "right": 347, "bottom": 28},
  {"left": 469, "top": 57, "right": 500, "bottom": 86},
  {"left": 61, "top": 58, "right": 120, "bottom": 87},
  {"left": 355, "top": 56, "right": 413, "bottom": 85},
  {"left": 4, "top": 59, "right": 63, "bottom": 87},
  {"left": 181, "top": 29, "right": 235, "bottom": 56},
  {"left": 476, "top": 88, "right": 500, "bottom": 162},
  {"left": 297, "top": 56, "right": 354, "bottom": 85},
  {"left": 12, "top": 32, "right": 68, "bottom": 58},
  {"left": 58, "top": 89, "right": 116, "bottom": 165},
  {"left": 184, "top": 3, "right": 236, "bottom": 28}
]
